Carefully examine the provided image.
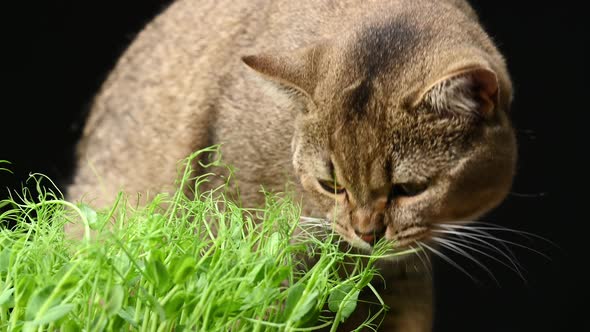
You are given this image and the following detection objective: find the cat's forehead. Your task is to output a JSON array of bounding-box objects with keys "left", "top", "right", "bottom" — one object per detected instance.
[
  {"left": 326, "top": 110, "right": 476, "bottom": 177},
  {"left": 346, "top": 17, "right": 424, "bottom": 78}
]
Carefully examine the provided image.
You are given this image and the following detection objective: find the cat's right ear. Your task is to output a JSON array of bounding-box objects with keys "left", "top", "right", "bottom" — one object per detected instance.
[
  {"left": 412, "top": 66, "right": 502, "bottom": 119},
  {"left": 241, "top": 43, "right": 327, "bottom": 99}
]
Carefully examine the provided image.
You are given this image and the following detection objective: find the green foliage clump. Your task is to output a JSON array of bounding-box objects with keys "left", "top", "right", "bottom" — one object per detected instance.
[{"left": 0, "top": 153, "right": 408, "bottom": 331}]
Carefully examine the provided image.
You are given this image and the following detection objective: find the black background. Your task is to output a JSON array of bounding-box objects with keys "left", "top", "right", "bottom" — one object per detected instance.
[{"left": 2, "top": 1, "right": 586, "bottom": 331}]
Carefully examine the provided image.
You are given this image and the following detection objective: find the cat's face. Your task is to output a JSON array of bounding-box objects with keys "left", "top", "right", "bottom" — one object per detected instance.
[
  {"left": 292, "top": 99, "right": 516, "bottom": 250},
  {"left": 285, "top": 49, "right": 517, "bottom": 250}
]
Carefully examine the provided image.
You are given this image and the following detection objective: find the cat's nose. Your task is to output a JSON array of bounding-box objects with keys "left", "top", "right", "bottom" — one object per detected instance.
[
  {"left": 352, "top": 209, "right": 384, "bottom": 228},
  {"left": 351, "top": 208, "right": 386, "bottom": 245}
]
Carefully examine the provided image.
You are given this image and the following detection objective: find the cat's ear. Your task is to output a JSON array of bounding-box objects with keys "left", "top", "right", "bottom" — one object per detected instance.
[
  {"left": 241, "top": 44, "right": 326, "bottom": 99},
  {"left": 413, "top": 67, "right": 499, "bottom": 118}
]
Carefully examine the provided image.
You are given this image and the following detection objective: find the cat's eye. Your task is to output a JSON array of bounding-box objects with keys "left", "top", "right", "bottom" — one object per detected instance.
[
  {"left": 391, "top": 182, "right": 428, "bottom": 198},
  {"left": 318, "top": 179, "right": 346, "bottom": 195}
]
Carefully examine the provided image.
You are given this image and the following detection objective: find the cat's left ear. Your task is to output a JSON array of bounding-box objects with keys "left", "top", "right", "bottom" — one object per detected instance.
[
  {"left": 241, "top": 43, "right": 326, "bottom": 99},
  {"left": 413, "top": 67, "right": 500, "bottom": 119}
]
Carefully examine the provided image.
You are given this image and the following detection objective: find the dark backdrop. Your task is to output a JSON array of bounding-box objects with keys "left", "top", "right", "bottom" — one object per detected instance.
[{"left": 2, "top": 1, "right": 586, "bottom": 331}]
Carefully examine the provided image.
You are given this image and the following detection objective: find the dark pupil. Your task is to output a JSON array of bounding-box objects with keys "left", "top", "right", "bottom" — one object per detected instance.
[{"left": 391, "top": 183, "right": 426, "bottom": 198}]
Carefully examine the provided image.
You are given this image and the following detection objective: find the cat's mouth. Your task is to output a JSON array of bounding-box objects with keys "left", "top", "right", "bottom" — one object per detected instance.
[
  {"left": 338, "top": 220, "right": 430, "bottom": 250},
  {"left": 298, "top": 217, "right": 430, "bottom": 250},
  {"left": 354, "top": 229, "right": 386, "bottom": 247},
  {"left": 353, "top": 224, "right": 430, "bottom": 249}
]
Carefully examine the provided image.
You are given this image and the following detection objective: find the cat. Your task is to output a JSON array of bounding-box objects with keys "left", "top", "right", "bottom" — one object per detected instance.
[{"left": 65, "top": 0, "right": 517, "bottom": 330}]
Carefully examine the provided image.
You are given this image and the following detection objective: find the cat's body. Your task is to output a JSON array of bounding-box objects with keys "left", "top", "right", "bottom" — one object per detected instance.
[{"left": 66, "top": 0, "right": 517, "bottom": 330}]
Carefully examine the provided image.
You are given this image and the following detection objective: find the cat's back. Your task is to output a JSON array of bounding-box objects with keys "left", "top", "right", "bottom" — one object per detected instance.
[
  {"left": 69, "top": 0, "right": 277, "bottom": 203},
  {"left": 67, "top": 0, "right": 492, "bottom": 206}
]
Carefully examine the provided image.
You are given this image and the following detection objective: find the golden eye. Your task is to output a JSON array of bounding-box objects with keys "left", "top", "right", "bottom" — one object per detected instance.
[
  {"left": 318, "top": 179, "right": 346, "bottom": 195},
  {"left": 391, "top": 182, "right": 428, "bottom": 198}
]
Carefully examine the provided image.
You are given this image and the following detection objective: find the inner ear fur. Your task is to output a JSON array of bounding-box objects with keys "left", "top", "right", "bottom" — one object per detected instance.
[
  {"left": 241, "top": 43, "right": 327, "bottom": 99},
  {"left": 413, "top": 66, "right": 499, "bottom": 118}
]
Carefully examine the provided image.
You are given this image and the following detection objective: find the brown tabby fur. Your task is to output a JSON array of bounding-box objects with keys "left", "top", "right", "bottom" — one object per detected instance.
[{"left": 65, "top": 0, "right": 517, "bottom": 330}]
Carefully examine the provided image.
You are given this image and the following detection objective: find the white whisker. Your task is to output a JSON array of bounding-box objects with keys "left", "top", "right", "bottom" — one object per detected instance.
[
  {"left": 432, "top": 237, "right": 498, "bottom": 284},
  {"left": 410, "top": 242, "right": 433, "bottom": 278},
  {"left": 416, "top": 242, "right": 432, "bottom": 266},
  {"left": 438, "top": 224, "right": 551, "bottom": 260},
  {"left": 433, "top": 228, "right": 525, "bottom": 274},
  {"left": 439, "top": 224, "right": 524, "bottom": 268},
  {"left": 442, "top": 221, "right": 558, "bottom": 248},
  {"left": 435, "top": 235, "right": 526, "bottom": 282},
  {"left": 419, "top": 240, "right": 478, "bottom": 283},
  {"left": 299, "top": 216, "right": 327, "bottom": 222}
]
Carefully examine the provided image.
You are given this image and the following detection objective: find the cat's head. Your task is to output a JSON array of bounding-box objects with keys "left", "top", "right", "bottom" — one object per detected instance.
[{"left": 243, "top": 20, "right": 516, "bottom": 251}]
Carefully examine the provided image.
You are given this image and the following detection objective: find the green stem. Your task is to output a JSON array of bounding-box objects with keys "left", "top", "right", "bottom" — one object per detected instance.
[
  {"left": 25, "top": 200, "right": 91, "bottom": 242},
  {"left": 141, "top": 283, "right": 154, "bottom": 332},
  {"left": 134, "top": 288, "right": 143, "bottom": 328},
  {"left": 9, "top": 307, "right": 20, "bottom": 331},
  {"left": 87, "top": 272, "right": 101, "bottom": 332},
  {"left": 159, "top": 285, "right": 180, "bottom": 305},
  {"left": 0, "top": 307, "right": 6, "bottom": 328},
  {"left": 33, "top": 260, "right": 82, "bottom": 325}
]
